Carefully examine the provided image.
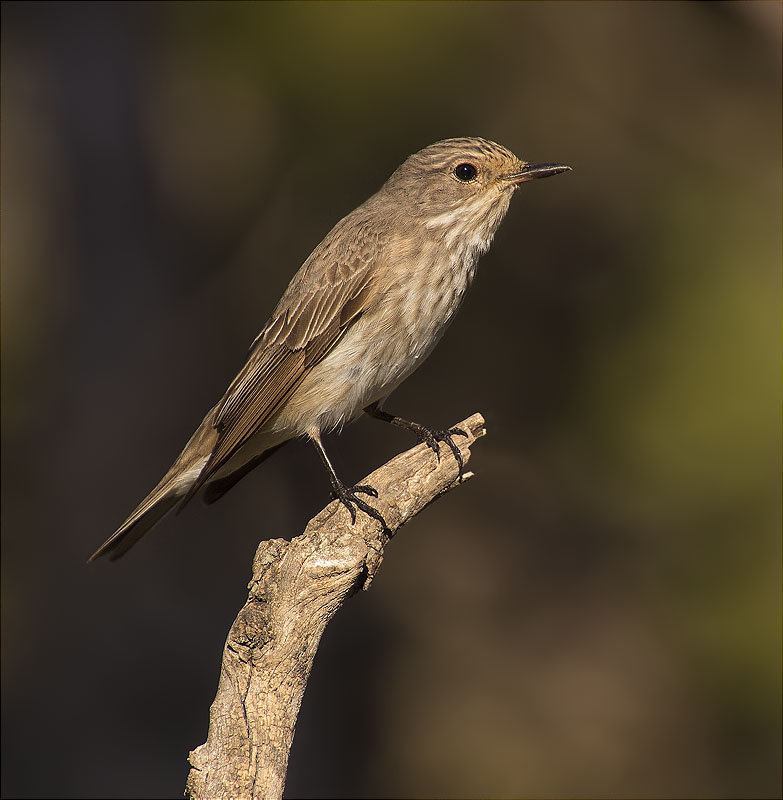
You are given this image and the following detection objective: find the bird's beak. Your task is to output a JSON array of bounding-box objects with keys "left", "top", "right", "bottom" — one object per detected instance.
[{"left": 502, "top": 163, "right": 572, "bottom": 185}]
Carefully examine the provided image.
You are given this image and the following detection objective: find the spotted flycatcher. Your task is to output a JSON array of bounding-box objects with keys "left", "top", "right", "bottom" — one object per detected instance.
[{"left": 89, "top": 137, "right": 570, "bottom": 561}]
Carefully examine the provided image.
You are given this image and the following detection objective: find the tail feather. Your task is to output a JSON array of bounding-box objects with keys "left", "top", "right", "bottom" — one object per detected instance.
[
  {"left": 89, "top": 412, "right": 286, "bottom": 562},
  {"left": 88, "top": 489, "right": 181, "bottom": 562},
  {"left": 89, "top": 456, "right": 210, "bottom": 562},
  {"left": 90, "top": 409, "right": 221, "bottom": 562}
]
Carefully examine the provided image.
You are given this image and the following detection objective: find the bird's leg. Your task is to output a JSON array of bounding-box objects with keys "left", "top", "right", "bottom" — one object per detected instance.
[
  {"left": 311, "top": 435, "right": 389, "bottom": 531},
  {"left": 364, "top": 402, "right": 468, "bottom": 481}
]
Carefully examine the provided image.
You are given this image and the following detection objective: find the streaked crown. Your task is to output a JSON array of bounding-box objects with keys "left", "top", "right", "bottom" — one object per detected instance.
[{"left": 385, "top": 138, "right": 524, "bottom": 204}]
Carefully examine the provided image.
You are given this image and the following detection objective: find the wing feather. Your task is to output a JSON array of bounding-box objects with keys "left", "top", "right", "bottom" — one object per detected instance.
[{"left": 183, "top": 259, "right": 376, "bottom": 501}]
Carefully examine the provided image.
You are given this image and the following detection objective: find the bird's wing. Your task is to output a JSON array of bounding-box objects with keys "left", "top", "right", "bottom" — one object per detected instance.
[{"left": 182, "top": 260, "right": 377, "bottom": 502}]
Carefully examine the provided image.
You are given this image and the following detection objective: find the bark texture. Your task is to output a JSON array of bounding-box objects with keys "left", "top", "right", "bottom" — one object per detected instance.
[{"left": 185, "top": 413, "right": 486, "bottom": 800}]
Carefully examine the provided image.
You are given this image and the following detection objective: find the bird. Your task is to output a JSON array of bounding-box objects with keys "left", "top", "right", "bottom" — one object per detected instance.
[{"left": 89, "top": 137, "right": 570, "bottom": 562}]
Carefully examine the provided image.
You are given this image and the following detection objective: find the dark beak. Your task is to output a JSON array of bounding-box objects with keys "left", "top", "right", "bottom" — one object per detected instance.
[{"left": 502, "top": 163, "right": 572, "bottom": 184}]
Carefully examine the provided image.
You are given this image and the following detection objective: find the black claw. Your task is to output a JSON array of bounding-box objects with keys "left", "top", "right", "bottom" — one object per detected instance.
[
  {"left": 412, "top": 425, "right": 468, "bottom": 482},
  {"left": 352, "top": 484, "right": 379, "bottom": 499},
  {"left": 441, "top": 432, "right": 465, "bottom": 480},
  {"left": 363, "top": 405, "right": 469, "bottom": 485},
  {"left": 330, "top": 481, "right": 389, "bottom": 531}
]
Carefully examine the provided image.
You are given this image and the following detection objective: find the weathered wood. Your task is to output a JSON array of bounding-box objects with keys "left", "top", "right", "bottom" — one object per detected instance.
[{"left": 185, "top": 413, "right": 486, "bottom": 800}]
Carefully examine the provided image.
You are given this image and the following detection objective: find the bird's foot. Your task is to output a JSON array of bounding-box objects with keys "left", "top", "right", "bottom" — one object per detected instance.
[
  {"left": 409, "top": 423, "right": 468, "bottom": 481},
  {"left": 330, "top": 481, "right": 389, "bottom": 531},
  {"left": 362, "top": 404, "right": 468, "bottom": 482}
]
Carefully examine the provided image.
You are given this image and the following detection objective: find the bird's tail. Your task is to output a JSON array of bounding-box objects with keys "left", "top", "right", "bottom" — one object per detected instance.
[
  {"left": 88, "top": 412, "right": 219, "bottom": 562},
  {"left": 87, "top": 456, "right": 208, "bottom": 562},
  {"left": 88, "top": 412, "right": 287, "bottom": 562},
  {"left": 88, "top": 483, "right": 180, "bottom": 562}
]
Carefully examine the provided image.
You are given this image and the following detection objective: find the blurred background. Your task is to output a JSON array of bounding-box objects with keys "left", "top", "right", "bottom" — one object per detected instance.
[{"left": 2, "top": 2, "right": 780, "bottom": 798}]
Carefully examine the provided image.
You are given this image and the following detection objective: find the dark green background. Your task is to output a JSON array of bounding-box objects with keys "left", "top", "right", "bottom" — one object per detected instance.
[{"left": 2, "top": 1, "right": 780, "bottom": 797}]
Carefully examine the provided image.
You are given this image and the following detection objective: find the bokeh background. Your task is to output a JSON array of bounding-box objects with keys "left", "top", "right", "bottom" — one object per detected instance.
[{"left": 2, "top": 2, "right": 780, "bottom": 798}]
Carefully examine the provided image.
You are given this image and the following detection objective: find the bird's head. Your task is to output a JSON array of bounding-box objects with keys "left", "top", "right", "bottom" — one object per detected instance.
[{"left": 381, "top": 137, "right": 570, "bottom": 250}]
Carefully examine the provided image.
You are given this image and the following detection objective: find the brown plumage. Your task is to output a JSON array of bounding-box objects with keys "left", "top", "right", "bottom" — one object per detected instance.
[{"left": 89, "top": 137, "right": 570, "bottom": 561}]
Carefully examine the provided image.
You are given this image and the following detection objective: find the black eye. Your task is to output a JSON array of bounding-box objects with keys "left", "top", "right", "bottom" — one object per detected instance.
[{"left": 454, "top": 162, "right": 477, "bottom": 182}]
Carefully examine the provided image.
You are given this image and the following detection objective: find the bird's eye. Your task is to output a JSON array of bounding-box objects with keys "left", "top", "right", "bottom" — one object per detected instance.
[{"left": 454, "top": 162, "right": 477, "bottom": 182}]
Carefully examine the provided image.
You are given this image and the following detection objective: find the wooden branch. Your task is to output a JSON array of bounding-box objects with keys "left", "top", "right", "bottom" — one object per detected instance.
[{"left": 185, "top": 413, "right": 487, "bottom": 800}]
